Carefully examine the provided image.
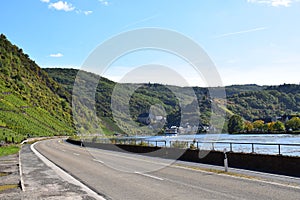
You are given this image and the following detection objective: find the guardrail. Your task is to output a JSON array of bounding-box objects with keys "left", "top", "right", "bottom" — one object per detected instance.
[
  {"left": 193, "top": 141, "right": 300, "bottom": 156},
  {"left": 85, "top": 138, "right": 300, "bottom": 156}
]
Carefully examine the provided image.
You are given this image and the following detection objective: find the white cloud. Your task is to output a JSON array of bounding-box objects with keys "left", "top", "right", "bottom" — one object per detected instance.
[
  {"left": 75, "top": 9, "right": 93, "bottom": 15},
  {"left": 48, "top": 1, "right": 75, "bottom": 12},
  {"left": 99, "top": 0, "right": 109, "bottom": 6},
  {"left": 83, "top": 10, "right": 93, "bottom": 15},
  {"left": 247, "top": 0, "right": 295, "bottom": 7},
  {"left": 49, "top": 53, "right": 63, "bottom": 58},
  {"left": 42, "top": 1, "right": 94, "bottom": 15}
]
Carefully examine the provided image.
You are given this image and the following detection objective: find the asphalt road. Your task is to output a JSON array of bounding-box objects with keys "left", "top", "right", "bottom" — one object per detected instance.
[{"left": 34, "top": 139, "right": 300, "bottom": 200}]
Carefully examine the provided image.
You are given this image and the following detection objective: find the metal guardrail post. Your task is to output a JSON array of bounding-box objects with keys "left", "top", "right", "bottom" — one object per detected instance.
[
  {"left": 165, "top": 140, "right": 167, "bottom": 147},
  {"left": 278, "top": 144, "right": 281, "bottom": 155},
  {"left": 197, "top": 142, "right": 199, "bottom": 149},
  {"left": 212, "top": 143, "right": 215, "bottom": 151},
  {"left": 155, "top": 141, "right": 157, "bottom": 147},
  {"left": 251, "top": 143, "right": 254, "bottom": 153},
  {"left": 230, "top": 143, "right": 233, "bottom": 152}
]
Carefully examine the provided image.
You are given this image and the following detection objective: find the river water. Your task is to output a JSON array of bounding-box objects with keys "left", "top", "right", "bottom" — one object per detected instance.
[{"left": 140, "top": 134, "right": 300, "bottom": 157}]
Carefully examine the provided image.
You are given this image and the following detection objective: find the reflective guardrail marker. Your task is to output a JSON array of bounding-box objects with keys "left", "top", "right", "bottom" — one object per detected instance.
[{"left": 224, "top": 148, "right": 228, "bottom": 172}]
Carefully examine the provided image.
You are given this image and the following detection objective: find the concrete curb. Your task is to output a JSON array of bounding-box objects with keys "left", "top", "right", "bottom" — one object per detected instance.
[{"left": 30, "top": 141, "right": 106, "bottom": 200}]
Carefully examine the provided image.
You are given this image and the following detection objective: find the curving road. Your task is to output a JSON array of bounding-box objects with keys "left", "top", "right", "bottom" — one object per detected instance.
[{"left": 34, "top": 139, "right": 300, "bottom": 200}]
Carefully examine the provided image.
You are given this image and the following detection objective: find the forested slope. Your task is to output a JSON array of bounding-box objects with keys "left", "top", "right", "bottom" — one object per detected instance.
[{"left": 0, "top": 34, "right": 74, "bottom": 143}]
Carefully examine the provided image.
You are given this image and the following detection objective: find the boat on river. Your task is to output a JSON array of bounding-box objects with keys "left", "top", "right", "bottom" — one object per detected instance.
[{"left": 164, "top": 126, "right": 178, "bottom": 136}]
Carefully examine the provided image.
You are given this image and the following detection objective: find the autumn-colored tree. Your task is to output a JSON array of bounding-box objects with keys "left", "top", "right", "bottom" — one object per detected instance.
[
  {"left": 266, "top": 122, "right": 276, "bottom": 132},
  {"left": 252, "top": 120, "right": 264, "bottom": 132},
  {"left": 244, "top": 121, "right": 254, "bottom": 132}
]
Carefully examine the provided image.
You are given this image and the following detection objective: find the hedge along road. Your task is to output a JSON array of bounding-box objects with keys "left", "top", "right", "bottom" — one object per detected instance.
[{"left": 33, "top": 139, "right": 300, "bottom": 200}]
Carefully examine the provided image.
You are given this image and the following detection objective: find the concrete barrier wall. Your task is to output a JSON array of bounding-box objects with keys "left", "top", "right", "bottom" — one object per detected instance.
[{"left": 67, "top": 139, "right": 300, "bottom": 177}]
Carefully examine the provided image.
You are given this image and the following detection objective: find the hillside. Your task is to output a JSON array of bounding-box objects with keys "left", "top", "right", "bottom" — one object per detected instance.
[
  {"left": 45, "top": 68, "right": 212, "bottom": 135},
  {"left": 45, "top": 68, "right": 300, "bottom": 135},
  {"left": 227, "top": 85, "right": 300, "bottom": 121},
  {"left": 0, "top": 34, "right": 74, "bottom": 143},
  {"left": 225, "top": 84, "right": 266, "bottom": 96}
]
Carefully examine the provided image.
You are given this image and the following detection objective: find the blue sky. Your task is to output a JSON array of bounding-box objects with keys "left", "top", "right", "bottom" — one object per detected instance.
[{"left": 1, "top": 0, "right": 300, "bottom": 86}]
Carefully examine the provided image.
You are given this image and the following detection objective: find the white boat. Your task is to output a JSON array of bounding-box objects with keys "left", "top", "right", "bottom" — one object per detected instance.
[{"left": 164, "top": 126, "right": 178, "bottom": 136}]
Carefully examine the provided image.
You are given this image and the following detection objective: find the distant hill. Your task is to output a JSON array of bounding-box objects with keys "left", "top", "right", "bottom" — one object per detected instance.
[
  {"left": 0, "top": 34, "right": 74, "bottom": 143},
  {"left": 45, "top": 68, "right": 209, "bottom": 135},
  {"left": 225, "top": 84, "right": 266, "bottom": 96},
  {"left": 227, "top": 85, "right": 300, "bottom": 121},
  {"left": 45, "top": 68, "right": 300, "bottom": 134},
  {"left": 266, "top": 84, "right": 300, "bottom": 95}
]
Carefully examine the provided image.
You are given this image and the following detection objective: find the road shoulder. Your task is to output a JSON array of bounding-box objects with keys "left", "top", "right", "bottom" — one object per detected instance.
[{"left": 20, "top": 143, "right": 104, "bottom": 199}]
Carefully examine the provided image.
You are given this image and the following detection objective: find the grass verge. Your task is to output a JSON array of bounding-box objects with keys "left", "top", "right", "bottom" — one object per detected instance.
[
  {"left": 0, "top": 184, "right": 18, "bottom": 192},
  {"left": 0, "top": 145, "right": 20, "bottom": 157}
]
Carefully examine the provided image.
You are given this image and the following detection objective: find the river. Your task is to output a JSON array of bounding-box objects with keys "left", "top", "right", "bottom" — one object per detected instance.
[{"left": 140, "top": 133, "right": 300, "bottom": 157}]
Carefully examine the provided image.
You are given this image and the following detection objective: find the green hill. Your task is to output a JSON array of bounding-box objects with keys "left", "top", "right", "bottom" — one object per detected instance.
[
  {"left": 227, "top": 85, "right": 300, "bottom": 121},
  {"left": 45, "top": 68, "right": 300, "bottom": 135},
  {"left": 0, "top": 34, "right": 74, "bottom": 143},
  {"left": 225, "top": 84, "right": 266, "bottom": 96},
  {"left": 45, "top": 68, "right": 217, "bottom": 135}
]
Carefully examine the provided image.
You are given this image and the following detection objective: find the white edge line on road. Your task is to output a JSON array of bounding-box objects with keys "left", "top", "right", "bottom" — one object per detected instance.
[
  {"left": 31, "top": 142, "right": 106, "bottom": 200},
  {"left": 93, "top": 159, "right": 104, "bottom": 164},
  {"left": 134, "top": 171, "right": 164, "bottom": 181},
  {"left": 18, "top": 150, "right": 25, "bottom": 192},
  {"left": 73, "top": 153, "right": 80, "bottom": 156}
]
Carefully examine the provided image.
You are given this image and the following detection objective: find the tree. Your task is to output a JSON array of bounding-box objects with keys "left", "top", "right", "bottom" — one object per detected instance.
[
  {"left": 228, "top": 115, "right": 244, "bottom": 134},
  {"left": 244, "top": 121, "right": 254, "bottom": 132},
  {"left": 272, "top": 121, "right": 285, "bottom": 132},
  {"left": 253, "top": 120, "right": 264, "bottom": 132},
  {"left": 266, "top": 122, "right": 275, "bottom": 132},
  {"left": 262, "top": 123, "right": 269, "bottom": 132},
  {"left": 285, "top": 117, "right": 300, "bottom": 131}
]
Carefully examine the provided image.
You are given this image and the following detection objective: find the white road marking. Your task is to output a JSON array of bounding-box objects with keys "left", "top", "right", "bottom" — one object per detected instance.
[
  {"left": 73, "top": 153, "right": 80, "bottom": 156},
  {"left": 31, "top": 142, "right": 106, "bottom": 200},
  {"left": 93, "top": 159, "right": 104, "bottom": 164},
  {"left": 134, "top": 172, "right": 164, "bottom": 181}
]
